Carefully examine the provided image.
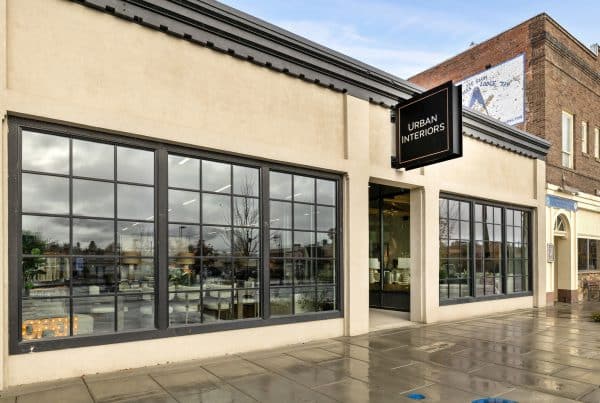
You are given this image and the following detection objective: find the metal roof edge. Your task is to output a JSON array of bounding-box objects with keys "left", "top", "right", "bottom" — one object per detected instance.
[{"left": 71, "top": 0, "right": 550, "bottom": 160}]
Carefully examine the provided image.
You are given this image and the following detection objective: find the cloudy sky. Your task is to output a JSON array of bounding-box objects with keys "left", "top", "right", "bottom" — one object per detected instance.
[{"left": 220, "top": 0, "right": 600, "bottom": 79}]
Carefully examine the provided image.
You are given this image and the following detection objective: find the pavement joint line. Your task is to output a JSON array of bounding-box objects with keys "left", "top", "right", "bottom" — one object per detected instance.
[
  {"left": 146, "top": 373, "right": 181, "bottom": 403},
  {"left": 79, "top": 376, "right": 96, "bottom": 403}
]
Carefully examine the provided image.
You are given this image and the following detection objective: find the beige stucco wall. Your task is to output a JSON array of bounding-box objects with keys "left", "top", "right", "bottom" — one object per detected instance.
[
  {"left": 0, "top": 0, "right": 547, "bottom": 387},
  {"left": 545, "top": 187, "right": 600, "bottom": 301}
]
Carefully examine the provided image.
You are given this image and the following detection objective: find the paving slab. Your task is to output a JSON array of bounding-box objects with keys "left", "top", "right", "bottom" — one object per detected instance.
[{"left": 2, "top": 302, "right": 600, "bottom": 402}]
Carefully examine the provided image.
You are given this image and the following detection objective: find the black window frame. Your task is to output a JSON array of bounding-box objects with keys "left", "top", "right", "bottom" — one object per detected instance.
[
  {"left": 578, "top": 238, "right": 599, "bottom": 272},
  {"left": 9, "top": 117, "right": 344, "bottom": 354},
  {"left": 439, "top": 193, "right": 533, "bottom": 306}
]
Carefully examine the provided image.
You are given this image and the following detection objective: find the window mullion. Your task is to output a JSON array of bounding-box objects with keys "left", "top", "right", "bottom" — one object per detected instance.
[
  {"left": 156, "top": 149, "right": 169, "bottom": 330},
  {"left": 261, "top": 166, "right": 271, "bottom": 319},
  {"left": 501, "top": 207, "right": 507, "bottom": 296},
  {"left": 470, "top": 201, "right": 475, "bottom": 298}
]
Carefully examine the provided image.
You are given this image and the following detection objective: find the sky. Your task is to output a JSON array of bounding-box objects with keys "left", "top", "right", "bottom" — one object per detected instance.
[{"left": 219, "top": 0, "right": 600, "bottom": 79}]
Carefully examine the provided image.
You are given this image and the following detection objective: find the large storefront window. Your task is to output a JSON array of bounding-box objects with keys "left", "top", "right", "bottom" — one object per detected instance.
[
  {"left": 578, "top": 238, "right": 599, "bottom": 271},
  {"left": 11, "top": 119, "right": 342, "bottom": 352},
  {"left": 439, "top": 196, "right": 531, "bottom": 303}
]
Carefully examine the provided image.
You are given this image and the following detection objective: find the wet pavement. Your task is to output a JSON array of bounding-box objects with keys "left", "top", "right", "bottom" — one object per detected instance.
[{"left": 2, "top": 302, "right": 600, "bottom": 402}]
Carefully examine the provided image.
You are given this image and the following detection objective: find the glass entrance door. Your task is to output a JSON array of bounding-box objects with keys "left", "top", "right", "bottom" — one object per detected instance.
[{"left": 369, "top": 184, "right": 410, "bottom": 311}]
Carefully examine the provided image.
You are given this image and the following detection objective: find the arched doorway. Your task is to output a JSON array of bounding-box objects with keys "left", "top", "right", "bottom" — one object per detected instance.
[{"left": 553, "top": 214, "right": 574, "bottom": 302}]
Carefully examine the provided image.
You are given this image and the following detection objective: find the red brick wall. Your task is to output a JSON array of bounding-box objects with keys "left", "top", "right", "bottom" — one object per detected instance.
[{"left": 410, "top": 14, "right": 600, "bottom": 195}]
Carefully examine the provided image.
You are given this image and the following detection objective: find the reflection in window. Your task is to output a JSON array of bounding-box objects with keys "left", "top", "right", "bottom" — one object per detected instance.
[
  {"left": 16, "top": 126, "right": 340, "bottom": 347},
  {"left": 168, "top": 154, "right": 261, "bottom": 325},
  {"left": 20, "top": 130, "right": 156, "bottom": 339},
  {"left": 578, "top": 238, "right": 599, "bottom": 271},
  {"left": 270, "top": 172, "right": 336, "bottom": 316},
  {"left": 439, "top": 197, "right": 531, "bottom": 303}
]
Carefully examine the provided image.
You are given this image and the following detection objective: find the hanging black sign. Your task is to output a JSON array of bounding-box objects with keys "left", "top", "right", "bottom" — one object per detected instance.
[{"left": 393, "top": 81, "right": 462, "bottom": 170}]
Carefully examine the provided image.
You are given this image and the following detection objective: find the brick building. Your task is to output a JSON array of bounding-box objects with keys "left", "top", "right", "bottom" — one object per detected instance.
[{"left": 410, "top": 13, "right": 600, "bottom": 303}]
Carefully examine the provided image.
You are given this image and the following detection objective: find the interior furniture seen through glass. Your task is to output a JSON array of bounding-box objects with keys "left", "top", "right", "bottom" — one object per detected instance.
[
  {"left": 368, "top": 183, "right": 410, "bottom": 312},
  {"left": 15, "top": 123, "right": 341, "bottom": 349}
]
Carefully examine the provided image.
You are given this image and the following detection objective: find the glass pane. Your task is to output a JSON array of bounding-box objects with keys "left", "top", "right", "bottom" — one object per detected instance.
[
  {"left": 475, "top": 223, "right": 483, "bottom": 241},
  {"left": 448, "top": 200, "right": 460, "bottom": 220},
  {"left": 118, "top": 258, "right": 155, "bottom": 293},
  {"left": 203, "top": 259, "right": 232, "bottom": 289},
  {"left": 233, "top": 259, "right": 260, "bottom": 288},
  {"left": 73, "top": 296, "right": 115, "bottom": 335},
  {"left": 317, "top": 287, "right": 335, "bottom": 311},
  {"left": 168, "top": 224, "right": 201, "bottom": 256},
  {"left": 117, "top": 184, "right": 154, "bottom": 220},
  {"left": 316, "top": 232, "right": 335, "bottom": 259},
  {"left": 168, "top": 155, "right": 199, "bottom": 190},
  {"left": 170, "top": 291, "right": 202, "bottom": 326},
  {"left": 202, "top": 160, "right": 231, "bottom": 193},
  {"left": 233, "top": 166, "right": 258, "bottom": 197},
  {"left": 316, "top": 260, "right": 335, "bottom": 284},
  {"left": 118, "top": 294, "right": 155, "bottom": 331},
  {"left": 460, "top": 202, "right": 469, "bottom": 220},
  {"left": 439, "top": 198, "right": 448, "bottom": 218},
  {"left": 514, "top": 227, "right": 522, "bottom": 243},
  {"left": 493, "top": 225, "right": 502, "bottom": 241},
  {"left": 270, "top": 172, "right": 292, "bottom": 200},
  {"left": 294, "top": 260, "right": 314, "bottom": 285},
  {"left": 22, "top": 131, "right": 69, "bottom": 174},
  {"left": 233, "top": 197, "right": 259, "bottom": 227},
  {"left": 73, "top": 139, "right": 114, "bottom": 180},
  {"left": 22, "top": 257, "right": 69, "bottom": 296},
  {"left": 317, "top": 206, "right": 335, "bottom": 232},
  {"left": 440, "top": 218, "right": 449, "bottom": 240},
  {"left": 72, "top": 219, "right": 115, "bottom": 254},
  {"left": 505, "top": 210, "right": 514, "bottom": 226},
  {"left": 202, "top": 193, "right": 231, "bottom": 225},
  {"left": 203, "top": 289, "right": 232, "bottom": 321},
  {"left": 118, "top": 221, "right": 154, "bottom": 257},
  {"left": 460, "top": 221, "right": 470, "bottom": 240},
  {"left": 232, "top": 228, "right": 259, "bottom": 257},
  {"left": 270, "top": 230, "right": 292, "bottom": 258},
  {"left": 117, "top": 147, "right": 154, "bottom": 185},
  {"left": 22, "top": 215, "right": 70, "bottom": 255},
  {"left": 203, "top": 226, "right": 231, "bottom": 256},
  {"left": 22, "top": 173, "right": 69, "bottom": 214},
  {"left": 235, "top": 288, "right": 260, "bottom": 319},
  {"left": 270, "top": 287, "right": 292, "bottom": 316},
  {"left": 316, "top": 179, "right": 335, "bottom": 205},
  {"left": 270, "top": 201, "right": 292, "bottom": 229},
  {"left": 269, "top": 260, "right": 292, "bottom": 286},
  {"left": 293, "top": 231, "right": 314, "bottom": 258},
  {"left": 294, "top": 203, "right": 314, "bottom": 230},
  {"left": 169, "top": 189, "right": 200, "bottom": 223},
  {"left": 73, "top": 179, "right": 114, "bottom": 218},
  {"left": 494, "top": 208, "right": 502, "bottom": 223},
  {"left": 72, "top": 257, "right": 115, "bottom": 295},
  {"left": 168, "top": 259, "right": 201, "bottom": 288},
  {"left": 22, "top": 298, "right": 70, "bottom": 340},
  {"left": 295, "top": 288, "right": 316, "bottom": 313},
  {"left": 449, "top": 220, "right": 459, "bottom": 239},
  {"left": 475, "top": 204, "right": 482, "bottom": 222},
  {"left": 294, "top": 176, "right": 315, "bottom": 203}
]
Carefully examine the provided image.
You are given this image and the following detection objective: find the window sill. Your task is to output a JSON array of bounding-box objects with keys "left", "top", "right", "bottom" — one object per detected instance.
[{"left": 439, "top": 291, "right": 533, "bottom": 306}]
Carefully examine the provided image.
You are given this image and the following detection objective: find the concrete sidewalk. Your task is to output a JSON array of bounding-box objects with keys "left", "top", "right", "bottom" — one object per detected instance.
[{"left": 2, "top": 302, "right": 600, "bottom": 402}]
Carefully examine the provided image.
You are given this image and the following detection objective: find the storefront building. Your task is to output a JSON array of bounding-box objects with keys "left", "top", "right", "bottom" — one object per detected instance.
[
  {"left": 409, "top": 13, "right": 600, "bottom": 304},
  {"left": 0, "top": 0, "right": 550, "bottom": 387}
]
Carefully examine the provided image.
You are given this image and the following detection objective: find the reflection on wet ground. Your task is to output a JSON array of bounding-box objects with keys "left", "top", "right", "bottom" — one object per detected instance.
[{"left": 2, "top": 302, "right": 600, "bottom": 402}]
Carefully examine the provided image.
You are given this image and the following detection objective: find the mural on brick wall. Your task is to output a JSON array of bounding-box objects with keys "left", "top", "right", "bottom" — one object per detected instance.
[{"left": 458, "top": 54, "right": 525, "bottom": 125}]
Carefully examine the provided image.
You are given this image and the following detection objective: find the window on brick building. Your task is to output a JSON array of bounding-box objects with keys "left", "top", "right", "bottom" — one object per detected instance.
[
  {"left": 561, "top": 112, "right": 573, "bottom": 168},
  {"left": 595, "top": 127, "right": 600, "bottom": 159},
  {"left": 581, "top": 121, "right": 588, "bottom": 154}
]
